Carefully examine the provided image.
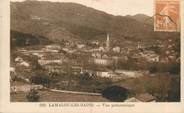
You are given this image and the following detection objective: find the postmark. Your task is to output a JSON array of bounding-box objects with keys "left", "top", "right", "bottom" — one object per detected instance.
[{"left": 154, "top": 0, "right": 180, "bottom": 32}]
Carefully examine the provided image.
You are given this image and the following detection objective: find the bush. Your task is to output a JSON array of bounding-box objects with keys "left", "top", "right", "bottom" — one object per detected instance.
[
  {"left": 168, "top": 75, "right": 180, "bottom": 102},
  {"left": 79, "top": 72, "right": 92, "bottom": 85},
  {"left": 30, "top": 74, "right": 51, "bottom": 87},
  {"left": 102, "top": 85, "right": 129, "bottom": 102},
  {"left": 149, "top": 65, "right": 158, "bottom": 74},
  {"left": 169, "top": 63, "right": 180, "bottom": 75},
  {"left": 26, "top": 89, "right": 40, "bottom": 102}
]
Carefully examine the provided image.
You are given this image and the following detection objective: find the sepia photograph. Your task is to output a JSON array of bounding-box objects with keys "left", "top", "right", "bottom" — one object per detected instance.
[{"left": 10, "top": 0, "right": 181, "bottom": 102}]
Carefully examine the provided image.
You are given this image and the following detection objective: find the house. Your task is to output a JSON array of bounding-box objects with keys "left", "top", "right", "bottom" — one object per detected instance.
[
  {"left": 96, "top": 71, "right": 112, "bottom": 78},
  {"left": 125, "top": 93, "right": 156, "bottom": 102},
  {"left": 91, "top": 41, "right": 99, "bottom": 46},
  {"left": 124, "top": 97, "right": 142, "bottom": 102},
  {"left": 15, "top": 57, "right": 23, "bottom": 62},
  {"left": 99, "top": 46, "right": 105, "bottom": 52},
  {"left": 31, "top": 15, "right": 41, "bottom": 20},
  {"left": 45, "top": 65, "right": 65, "bottom": 74},
  {"left": 93, "top": 58, "right": 112, "bottom": 66},
  {"left": 32, "top": 53, "right": 44, "bottom": 59},
  {"left": 72, "top": 66, "right": 83, "bottom": 75},
  {"left": 38, "top": 54, "right": 63, "bottom": 65},
  {"left": 101, "top": 54, "right": 109, "bottom": 59},
  {"left": 20, "top": 61, "right": 30, "bottom": 67},
  {"left": 160, "top": 57, "right": 169, "bottom": 63},
  {"left": 112, "top": 46, "right": 121, "bottom": 53},
  {"left": 135, "top": 93, "right": 156, "bottom": 102},
  {"left": 10, "top": 67, "right": 15, "bottom": 73},
  {"left": 115, "top": 70, "right": 144, "bottom": 78},
  {"left": 45, "top": 44, "right": 61, "bottom": 50},
  {"left": 176, "top": 57, "right": 180, "bottom": 63},
  {"left": 38, "top": 59, "right": 62, "bottom": 66},
  {"left": 77, "top": 44, "right": 85, "bottom": 49},
  {"left": 10, "top": 84, "right": 44, "bottom": 93},
  {"left": 144, "top": 54, "right": 160, "bottom": 62},
  {"left": 92, "top": 52, "right": 101, "bottom": 58}
]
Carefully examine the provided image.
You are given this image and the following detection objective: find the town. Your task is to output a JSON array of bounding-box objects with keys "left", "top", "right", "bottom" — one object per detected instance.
[{"left": 10, "top": 32, "right": 180, "bottom": 102}]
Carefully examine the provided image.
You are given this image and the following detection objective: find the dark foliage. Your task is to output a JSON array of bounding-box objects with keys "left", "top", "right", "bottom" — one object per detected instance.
[
  {"left": 169, "top": 63, "right": 180, "bottom": 75},
  {"left": 79, "top": 72, "right": 92, "bottom": 85},
  {"left": 149, "top": 65, "right": 158, "bottom": 74},
  {"left": 11, "top": 30, "right": 50, "bottom": 48},
  {"left": 30, "top": 74, "right": 51, "bottom": 87},
  {"left": 168, "top": 75, "right": 180, "bottom": 102},
  {"left": 102, "top": 85, "right": 129, "bottom": 102},
  {"left": 26, "top": 89, "right": 40, "bottom": 102}
]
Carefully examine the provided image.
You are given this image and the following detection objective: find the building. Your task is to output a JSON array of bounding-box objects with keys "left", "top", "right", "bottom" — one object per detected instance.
[
  {"left": 44, "top": 65, "right": 65, "bottom": 73},
  {"left": 77, "top": 44, "right": 85, "bottom": 49},
  {"left": 124, "top": 97, "right": 142, "bottom": 102},
  {"left": 45, "top": 44, "right": 61, "bottom": 50},
  {"left": 125, "top": 93, "right": 156, "bottom": 102},
  {"left": 38, "top": 54, "right": 63, "bottom": 65},
  {"left": 93, "top": 58, "right": 112, "bottom": 66},
  {"left": 112, "top": 46, "right": 121, "bottom": 53},
  {"left": 72, "top": 66, "right": 83, "bottom": 75},
  {"left": 106, "top": 33, "right": 110, "bottom": 51},
  {"left": 11, "top": 85, "right": 43, "bottom": 93},
  {"left": 38, "top": 59, "right": 62, "bottom": 66},
  {"left": 115, "top": 70, "right": 144, "bottom": 78},
  {"left": 135, "top": 93, "right": 156, "bottom": 102},
  {"left": 96, "top": 71, "right": 112, "bottom": 78}
]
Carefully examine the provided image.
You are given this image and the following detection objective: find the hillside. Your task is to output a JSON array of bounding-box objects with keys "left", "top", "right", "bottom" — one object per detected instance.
[
  {"left": 11, "top": 30, "right": 51, "bottom": 48},
  {"left": 11, "top": 1, "right": 180, "bottom": 43}
]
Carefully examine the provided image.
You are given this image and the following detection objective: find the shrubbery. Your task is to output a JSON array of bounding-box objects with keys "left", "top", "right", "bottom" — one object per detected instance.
[
  {"left": 26, "top": 89, "right": 40, "bottom": 102},
  {"left": 30, "top": 73, "right": 51, "bottom": 87},
  {"left": 102, "top": 85, "right": 129, "bottom": 102}
]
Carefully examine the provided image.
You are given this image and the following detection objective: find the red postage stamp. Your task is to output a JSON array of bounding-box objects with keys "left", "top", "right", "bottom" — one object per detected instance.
[{"left": 154, "top": 0, "right": 180, "bottom": 32}]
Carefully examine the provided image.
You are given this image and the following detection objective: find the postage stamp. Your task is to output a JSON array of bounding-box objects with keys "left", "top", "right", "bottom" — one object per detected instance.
[{"left": 154, "top": 0, "right": 180, "bottom": 32}]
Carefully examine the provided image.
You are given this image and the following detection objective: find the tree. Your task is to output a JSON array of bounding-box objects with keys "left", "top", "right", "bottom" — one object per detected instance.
[
  {"left": 102, "top": 85, "right": 129, "bottom": 102},
  {"left": 168, "top": 75, "right": 180, "bottom": 102},
  {"left": 149, "top": 65, "right": 158, "bottom": 74},
  {"left": 169, "top": 63, "right": 180, "bottom": 75},
  {"left": 79, "top": 72, "right": 92, "bottom": 85},
  {"left": 30, "top": 73, "right": 51, "bottom": 87},
  {"left": 141, "top": 74, "right": 172, "bottom": 102},
  {"left": 26, "top": 89, "right": 40, "bottom": 102}
]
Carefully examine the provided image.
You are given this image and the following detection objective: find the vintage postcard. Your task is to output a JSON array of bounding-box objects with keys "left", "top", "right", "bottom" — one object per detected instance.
[{"left": 0, "top": 0, "right": 184, "bottom": 113}]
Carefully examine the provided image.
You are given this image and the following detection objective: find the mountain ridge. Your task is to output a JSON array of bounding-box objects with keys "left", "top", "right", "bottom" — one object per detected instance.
[{"left": 11, "top": 1, "right": 179, "bottom": 44}]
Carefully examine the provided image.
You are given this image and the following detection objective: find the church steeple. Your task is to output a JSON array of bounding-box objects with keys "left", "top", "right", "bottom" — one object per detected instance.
[{"left": 106, "top": 33, "right": 110, "bottom": 51}]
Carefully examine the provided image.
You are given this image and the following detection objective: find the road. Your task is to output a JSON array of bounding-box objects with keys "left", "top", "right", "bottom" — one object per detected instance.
[{"left": 50, "top": 89, "right": 102, "bottom": 96}]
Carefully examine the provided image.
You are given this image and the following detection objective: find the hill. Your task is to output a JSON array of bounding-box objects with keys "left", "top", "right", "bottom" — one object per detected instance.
[
  {"left": 11, "top": 1, "right": 180, "bottom": 44},
  {"left": 11, "top": 30, "right": 51, "bottom": 48}
]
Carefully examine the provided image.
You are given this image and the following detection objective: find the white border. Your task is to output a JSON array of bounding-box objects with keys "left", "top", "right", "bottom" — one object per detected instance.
[{"left": 0, "top": 0, "right": 184, "bottom": 113}]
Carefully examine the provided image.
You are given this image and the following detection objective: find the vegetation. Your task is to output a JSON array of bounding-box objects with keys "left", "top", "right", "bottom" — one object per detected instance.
[
  {"left": 168, "top": 75, "right": 180, "bottom": 102},
  {"left": 30, "top": 72, "right": 51, "bottom": 87},
  {"left": 11, "top": 30, "right": 50, "bottom": 48},
  {"left": 102, "top": 85, "right": 129, "bottom": 102},
  {"left": 26, "top": 89, "right": 40, "bottom": 102}
]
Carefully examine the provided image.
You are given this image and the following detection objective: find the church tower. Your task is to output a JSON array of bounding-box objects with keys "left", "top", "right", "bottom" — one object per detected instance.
[{"left": 106, "top": 33, "right": 110, "bottom": 51}]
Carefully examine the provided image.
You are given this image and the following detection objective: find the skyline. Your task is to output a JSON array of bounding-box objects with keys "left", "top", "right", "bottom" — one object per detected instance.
[{"left": 10, "top": 0, "right": 154, "bottom": 16}]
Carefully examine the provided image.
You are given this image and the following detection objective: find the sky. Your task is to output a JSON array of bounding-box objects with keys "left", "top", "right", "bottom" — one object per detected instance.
[{"left": 10, "top": 0, "right": 154, "bottom": 16}]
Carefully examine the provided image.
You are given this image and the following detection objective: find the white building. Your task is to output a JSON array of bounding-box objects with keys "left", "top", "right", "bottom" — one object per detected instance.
[
  {"left": 38, "top": 59, "right": 62, "bottom": 66},
  {"left": 15, "top": 57, "right": 23, "bottom": 62},
  {"left": 112, "top": 46, "right": 121, "bottom": 53},
  {"left": 93, "top": 58, "right": 112, "bottom": 66},
  {"left": 115, "top": 70, "right": 144, "bottom": 78},
  {"left": 20, "top": 61, "right": 30, "bottom": 67},
  {"left": 96, "top": 71, "right": 112, "bottom": 78}
]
